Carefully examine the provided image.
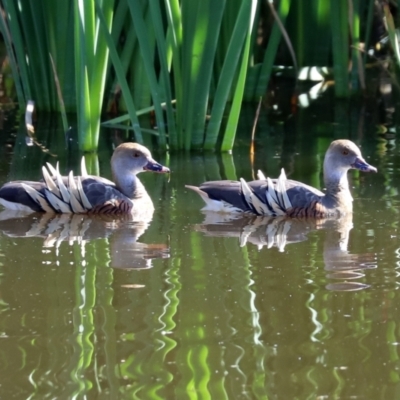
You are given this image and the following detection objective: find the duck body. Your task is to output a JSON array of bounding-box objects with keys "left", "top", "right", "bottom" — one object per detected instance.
[
  {"left": 0, "top": 175, "right": 135, "bottom": 214},
  {"left": 0, "top": 143, "right": 170, "bottom": 215},
  {"left": 186, "top": 140, "right": 377, "bottom": 218},
  {"left": 191, "top": 178, "right": 327, "bottom": 217}
]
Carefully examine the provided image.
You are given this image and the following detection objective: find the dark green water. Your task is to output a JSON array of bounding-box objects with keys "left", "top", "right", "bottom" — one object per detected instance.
[{"left": 0, "top": 99, "right": 398, "bottom": 399}]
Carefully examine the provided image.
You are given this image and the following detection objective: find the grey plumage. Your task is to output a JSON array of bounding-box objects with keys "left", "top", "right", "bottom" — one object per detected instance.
[
  {"left": 186, "top": 139, "right": 377, "bottom": 218},
  {"left": 0, "top": 143, "right": 170, "bottom": 215}
]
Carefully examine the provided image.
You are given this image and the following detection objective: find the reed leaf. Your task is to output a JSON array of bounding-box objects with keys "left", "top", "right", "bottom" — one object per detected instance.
[
  {"left": 128, "top": 5, "right": 155, "bottom": 112},
  {"left": 27, "top": 0, "right": 55, "bottom": 109},
  {"left": 180, "top": 0, "right": 199, "bottom": 150},
  {"left": 192, "top": 0, "right": 226, "bottom": 150},
  {"left": 127, "top": 0, "right": 167, "bottom": 148},
  {"left": 164, "top": 0, "right": 183, "bottom": 149},
  {"left": 349, "top": 0, "right": 365, "bottom": 91},
  {"left": 15, "top": 0, "right": 52, "bottom": 109},
  {"left": 176, "top": 0, "right": 227, "bottom": 150},
  {"left": 0, "top": 5, "right": 26, "bottom": 106},
  {"left": 383, "top": 3, "right": 400, "bottom": 68},
  {"left": 221, "top": 0, "right": 258, "bottom": 152},
  {"left": 73, "top": 0, "right": 116, "bottom": 151},
  {"left": 89, "top": 0, "right": 114, "bottom": 149},
  {"left": 252, "top": 0, "right": 292, "bottom": 99},
  {"left": 45, "top": 1, "right": 76, "bottom": 111},
  {"left": 149, "top": 0, "right": 176, "bottom": 148},
  {"left": 204, "top": 0, "right": 254, "bottom": 150},
  {"left": 95, "top": 0, "right": 143, "bottom": 143},
  {"left": 49, "top": 55, "right": 69, "bottom": 132},
  {"left": 363, "top": 0, "right": 375, "bottom": 66},
  {"left": 74, "top": 0, "right": 92, "bottom": 150},
  {"left": 1, "top": 0, "right": 33, "bottom": 104},
  {"left": 106, "top": 0, "right": 132, "bottom": 101},
  {"left": 331, "top": 0, "right": 350, "bottom": 97}
]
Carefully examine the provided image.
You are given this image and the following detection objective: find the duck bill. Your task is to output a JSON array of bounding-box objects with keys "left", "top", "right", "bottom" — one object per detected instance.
[
  {"left": 143, "top": 160, "right": 170, "bottom": 173},
  {"left": 351, "top": 157, "right": 377, "bottom": 173}
]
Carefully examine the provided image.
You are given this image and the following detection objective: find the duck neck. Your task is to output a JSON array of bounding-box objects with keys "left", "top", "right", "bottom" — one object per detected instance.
[
  {"left": 113, "top": 171, "right": 149, "bottom": 201},
  {"left": 322, "top": 166, "right": 353, "bottom": 211}
]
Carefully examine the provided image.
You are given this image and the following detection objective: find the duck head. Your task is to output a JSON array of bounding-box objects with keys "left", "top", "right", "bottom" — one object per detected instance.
[
  {"left": 323, "top": 139, "right": 377, "bottom": 184},
  {"left": 111, "top": 143, "right": 170, "bottom": 176}
]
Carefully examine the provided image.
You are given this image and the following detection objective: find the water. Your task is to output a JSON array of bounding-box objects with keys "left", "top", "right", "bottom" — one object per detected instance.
[{"left": 0, "top": 101, "right": 398, "bottom": 399}]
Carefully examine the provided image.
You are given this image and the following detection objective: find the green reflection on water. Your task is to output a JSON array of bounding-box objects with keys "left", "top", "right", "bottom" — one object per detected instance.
[{"left": 1, "top": 94, "right": 400, "bottom": 399}]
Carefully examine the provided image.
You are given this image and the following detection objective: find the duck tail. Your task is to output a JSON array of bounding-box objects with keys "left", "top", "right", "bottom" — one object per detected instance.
[{"left": 185, "top": 185, "right": 233, "bottom": 213}]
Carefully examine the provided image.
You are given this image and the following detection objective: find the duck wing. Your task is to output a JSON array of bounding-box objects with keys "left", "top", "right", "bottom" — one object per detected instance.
[
  {"left": 282, "top": 180, "right": 325, "bottom": 217},
  {"left": 80, "top": 176, "right": 134, "bottom": 214}
]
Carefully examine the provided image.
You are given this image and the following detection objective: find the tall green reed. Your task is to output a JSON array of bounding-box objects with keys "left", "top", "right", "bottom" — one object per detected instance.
[
  {"left": 0, "top": 0, "right": 115, "bottom": 151},
  {"left": 0, "top": 0, "right": 385, "bottom": 152},
  {"left": 75, "top": 0, "right": 115, "bottom": 151}
]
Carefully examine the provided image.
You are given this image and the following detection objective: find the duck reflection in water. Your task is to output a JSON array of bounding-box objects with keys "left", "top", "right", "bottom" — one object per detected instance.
[
  {"left": 0, "top": 211, "right": 169, "bottom": 270},
  {"left": 192, "top": 212, "right": 376, "bottom": 292}
]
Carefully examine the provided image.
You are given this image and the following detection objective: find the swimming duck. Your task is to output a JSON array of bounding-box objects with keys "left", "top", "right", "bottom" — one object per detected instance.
[
  {"left": 186, "top": 139, "right": 377, "bottom": 218},
  {"left": 0, "top": 143, "right": 170, "bottom": 215}
]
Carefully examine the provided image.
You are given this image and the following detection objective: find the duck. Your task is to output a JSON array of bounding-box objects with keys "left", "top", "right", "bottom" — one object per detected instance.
[
  {"left": 186, "top": 139, "right": 377, "bottom": 218},
  {"left": 0, "top": 143, "right": 170, "bottom": 215}
]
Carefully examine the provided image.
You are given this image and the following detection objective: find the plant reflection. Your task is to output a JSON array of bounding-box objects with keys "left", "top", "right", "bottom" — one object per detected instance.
[
  {"left": 192, "top": 212, "right": 376, "bottom": 291},
  {"left": 0, "top": 211, "right": 169, "bottom": 269}
]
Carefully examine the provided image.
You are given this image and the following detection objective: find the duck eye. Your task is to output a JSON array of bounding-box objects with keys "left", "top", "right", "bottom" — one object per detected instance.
[
  {"left": 133, "top": 152, "right": 140, "bottom": 158},
  {"left": 342, "top": 149, "right": 349, "bottom": 155}
]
